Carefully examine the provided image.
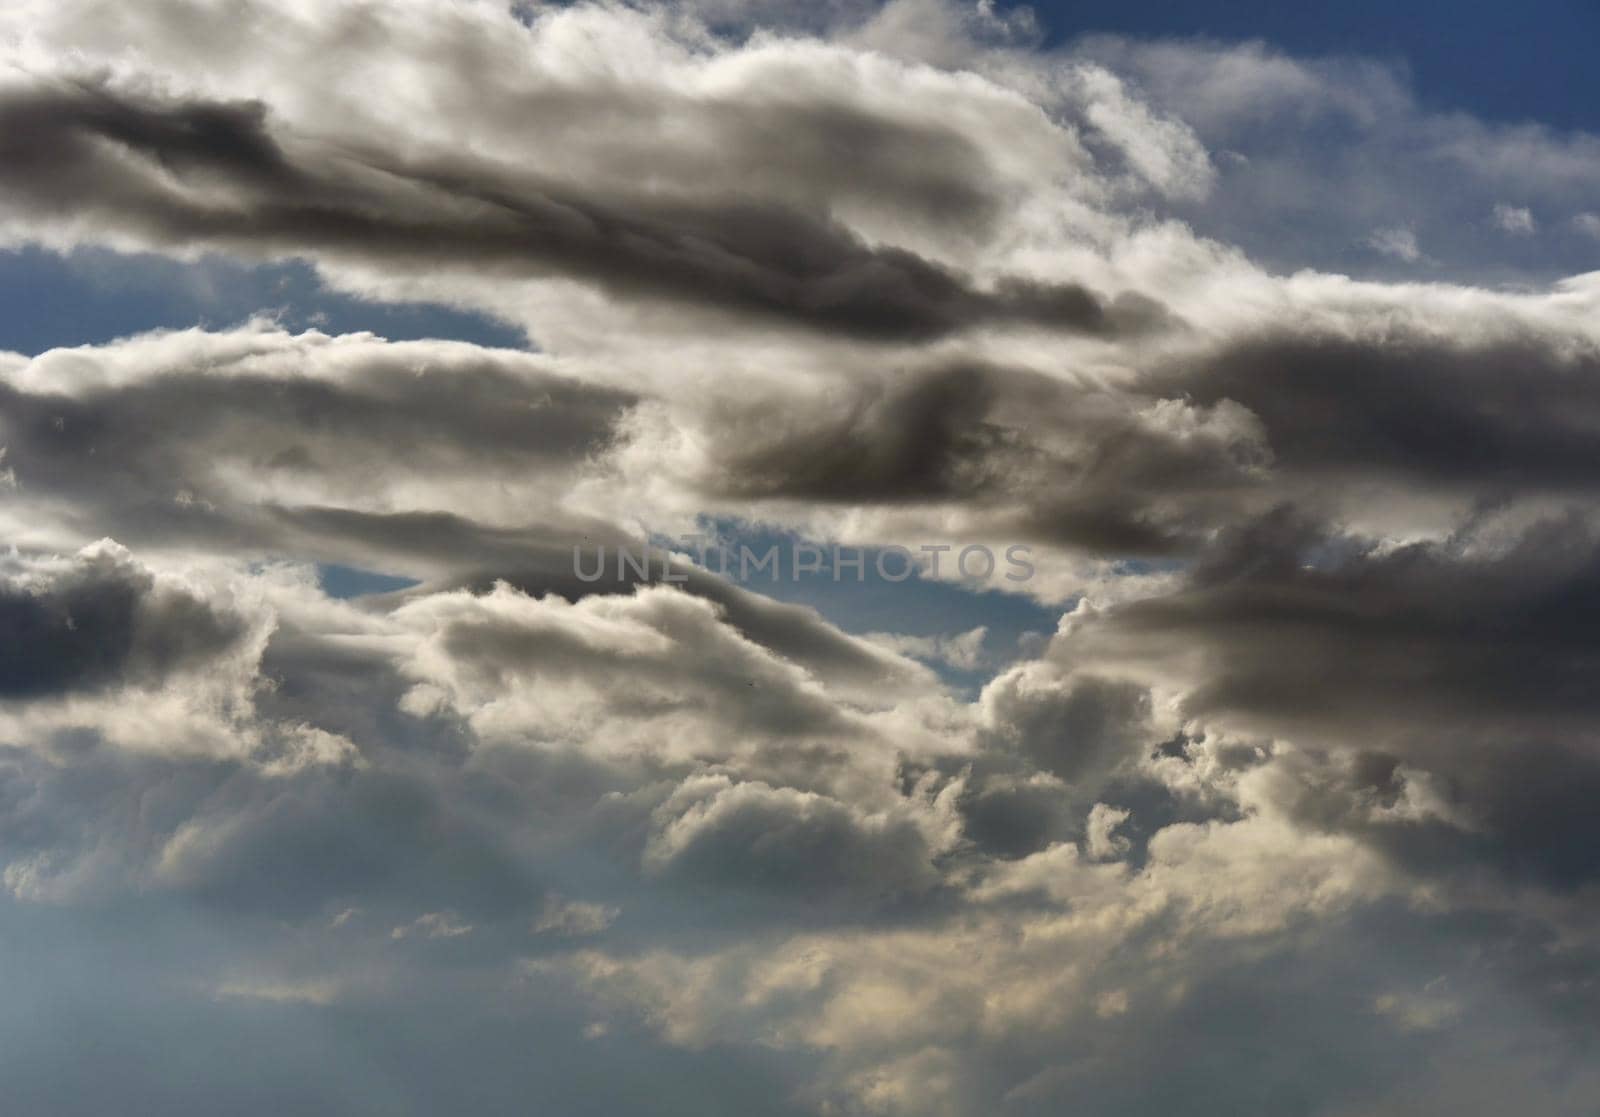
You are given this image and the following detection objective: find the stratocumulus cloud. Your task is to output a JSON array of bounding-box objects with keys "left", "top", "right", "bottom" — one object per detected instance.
[{"left": 2, "top": 3, "right": 1600, "bottom": 1115}]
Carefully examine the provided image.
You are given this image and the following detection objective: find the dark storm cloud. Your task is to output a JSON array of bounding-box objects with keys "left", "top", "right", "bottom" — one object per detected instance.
[
  {"left": 897, "top": 694, "right": 1235, "bottom": 864},
  {"left": 0, "top": 543, "right": 252, "bottom": 699},
  {"left": 693, "top": 361, "right": 1268, "bottom": 552},
  {"left": 1149, "top": 327, "right": 1600, "bottom": 492},
  {"left": 1076, "top": 507, "right": 1600, "bottom": 885},
  {"left": 706, "top": 364, "right": 1010, "bottom": 502},
  {"left": 1266, "top": 741, "right": 1600, "bottom": 892},
  {"left": 1115, "top": 508, "right": 1600, "bottom": 733},
  {"left": 947, "top": 769, "right": 1075, "bottom": 859},
  {"left": 389, "top": 83, "right": 1013, "bottom": 236},
  {"left": 0, "top": 81, "right": 1130, "bottom": 342}
]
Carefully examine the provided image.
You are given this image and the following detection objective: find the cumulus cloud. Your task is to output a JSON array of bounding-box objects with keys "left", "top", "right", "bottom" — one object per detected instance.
[
  {"left": 3, "top": 2, "right": 1600, "bottom": 1115},
  {"left": 642, "top": 773, "right": 951, "bottom": 905},
  {"left": 0, "top": 539, "right": 256, "bottom": 699}
]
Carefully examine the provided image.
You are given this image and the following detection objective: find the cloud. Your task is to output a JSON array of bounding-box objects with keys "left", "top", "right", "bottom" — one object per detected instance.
[
  {"left": 617, "top": 359, "right": 1269, "bottom": 564},
  {"left": 0, "top": 77, "right": 1127, "bottom": 345},
  {"left": 0, "top": 324, "right": 632, "bottom": 558},
  {"left": 1493, "top": 203, "right": 1537, "bottom": 234},
  {"left": 1366, "top": 225, "right": 1422, "bottom": 261},
  {"left": 1070, "top": 35, "right": 1600, "bottom": 281},
  {"left": 1051, "top": 507, "right": 1600, "bottom": 888},
  {"left": 391, "top": 911, "right": 474, "bottom": 940},
  {"left": 213, "top": 977, "right": 342, "bottom": 1006},
  {"left": 1143, "top": 314, "right": 1600, "bottom": 505},
  {"left": 0, "top": 539, "right": 257, "bottom": 699},
  {"left": 3, "top": 3, "right": 1600, "bottom": 1115},
  {"left": 642, "top": 773, "right": 949, "bottom": 906},
  {"left": 864, "top": 626, "right": 987, "bottom": 671},
  {"left": 391, "top": 582, "right": 888, "bottom": 762},
  {"left": 533, "top": 894, "right": 619, "bottom": 937},
  {"left": 980, "top": 667, "right": 1153, "bottom": 785},
  {"left": 1084, "top": 802, "right": 1133, "bottom": 861}
]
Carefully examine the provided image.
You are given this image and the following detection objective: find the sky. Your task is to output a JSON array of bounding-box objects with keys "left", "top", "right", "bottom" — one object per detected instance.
[
  {"left": 1, "top": 2, "right": 1600, "bottom": 1115},
  {"left": 1032, "top": 0, "right": 1600, "bottom": 130}
]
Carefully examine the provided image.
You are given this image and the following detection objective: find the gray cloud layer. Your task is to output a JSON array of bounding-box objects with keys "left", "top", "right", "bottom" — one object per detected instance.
[
  {"left": 3, "top": 2, "right": 1600, "bottom": 1115},
  {"left": 0, "top": 81, "right": 1129, "bottom": 342}
]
